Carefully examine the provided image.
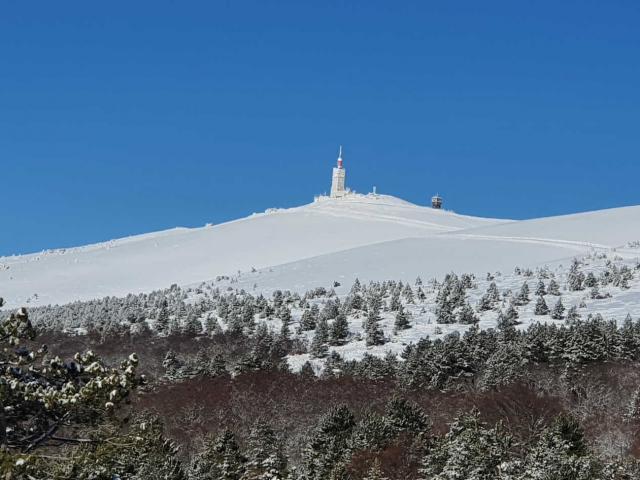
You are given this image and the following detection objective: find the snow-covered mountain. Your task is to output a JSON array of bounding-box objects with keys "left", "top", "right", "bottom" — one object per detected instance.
[{"left": 1, "top": 193, "right": 639, "bottom": 308}]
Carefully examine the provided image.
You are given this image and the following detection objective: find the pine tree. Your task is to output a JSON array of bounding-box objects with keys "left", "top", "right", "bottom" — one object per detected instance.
[
  {"left": 548, "top": 278, "right": 561, "bottom": 295},
  {"left": 403, "top": 284, "right": 415, "bottom": 304},
  {"left": 584, "top": 272, "right": 598, "bottom": 288},
  {"left": 304, "top": 405, "right": 356, "bottom": 480},
  {"left": 497, "top": 302, "right": 520, "bottom": 329},
  {"left": 479, "top": 343, "right": 526, "bottom": 390},
  {"left": 365, "top": 299, "right": 385, "bottom": 346},
  {"left": 567, "top": 259, "right": 585, "bottom": 291},
  {"left": 389, "top": 291, "right": 402, "bottom": 311},
  {"left": 168, "top": 316, "right": 182, "bottom": 336},
  {"left": 209, "top": 353, "right": 228, "bottom": 377},
  {"left": 205, "top": 315, "right": 222, "bottom": 336},
  {"left": 478, "top": 282, "right": 500, "bottom": 311},
  {"left": 521, "top": 415, "right": 595, "bottom": 480},
  {"left": 155, "top": 305, "right": 170, "bottom": 333},
  {"left": 329, "top": 313, "right": 350, "bottom": 345},
  {"left": 551, "top": 297, "right": 566, "bottom": 320},
  {"left": 515, "top": 282, "right": 530, "bottom": 305},
  {"left": 183, "top": 312, "right": 203, "bottom": 336},
  {"left": 456, "top": 302, "right": 479, "bottom": 324},
  {"left": 535, "top": 280, "right": 547, "bottom": 296},
  {"left": 300, "top": 305, "right": 319, "bottom": 331},
  {"left": 310, "top": 318, "right": 329, "bottom": 358},
  {"left": 350, "top": 278, "right": 362, "bottom": 294},
  {"left": 242, "top": 421, "right": 288, "bottom": 480},
  {"left": 419, "top": 410, "right": 512, "bottom": 480},
  {"left": 0, "top": 302, "right": 141, "bottom": 463},
  {"left": 62, "top": 414, "right": 184, "bottom": 479},
  {"left": 349, "top": 411, "right": 394, "bottom": 453},
  {"left": 385, "top": 397, "right": 430, "bottom": 435},
  {"left": 279, "top": 307, "right": 292, "bottom": 345},
  {"left": 566, "top": 305, "right": 581, "bottom": 322},
  {"left": 393, "top": 303, "right": 411, "bottom": 333},
  {"left": 190, "top": 429, "right": 246, "bottom": 480},
  {"left": 163, "top": 350, "right": 181, "bottom": 378},
  {"left": 534, "top": 295, "right": 549, "bottom": 315},
  {"left": 300, "top": 361, "right": 316, "bottom": 378}
]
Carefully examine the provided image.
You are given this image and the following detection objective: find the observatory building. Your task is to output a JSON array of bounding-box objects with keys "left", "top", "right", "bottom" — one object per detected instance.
[{"left": 330, "top": 146, "right": 347, "bottom": 198}]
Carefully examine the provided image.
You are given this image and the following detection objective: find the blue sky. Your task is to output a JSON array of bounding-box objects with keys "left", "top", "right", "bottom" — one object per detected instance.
[{"left": 1, "top": 1, "right": 639, "bottom": 255}]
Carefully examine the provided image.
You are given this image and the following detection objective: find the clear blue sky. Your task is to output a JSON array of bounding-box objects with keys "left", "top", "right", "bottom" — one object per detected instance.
[{"left": 1, "top": 1, "right": 639, "bottom": 255}]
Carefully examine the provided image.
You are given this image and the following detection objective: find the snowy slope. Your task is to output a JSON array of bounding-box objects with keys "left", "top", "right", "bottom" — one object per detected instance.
[
  {"left": 0, "top": 194, "right": 502, "bottom": 307},
  {"left": 229, "top": 236, "right": 584, "bottom": 297},
  {"left": 455, "top": 205, "right": 640, "bottom": 249}
]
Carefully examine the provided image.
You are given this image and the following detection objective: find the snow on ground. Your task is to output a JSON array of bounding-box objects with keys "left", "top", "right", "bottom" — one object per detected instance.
[
  {"left": 226, "top": 236, "right": 585, "bottom": 297},
  {"left": 456, "top": 204, "right": 640, "bottom": 248}
]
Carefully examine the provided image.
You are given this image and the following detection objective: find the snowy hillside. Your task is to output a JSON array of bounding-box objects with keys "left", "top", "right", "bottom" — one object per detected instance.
[
  {"left": 456, "top": 204, "right": 640, "bottom": 249},
  {"left": 1, "top": 193, "right": 639, "bottom": 310},
  {"left": 0, "top": 194, "right": 502, "bottom": 307}
]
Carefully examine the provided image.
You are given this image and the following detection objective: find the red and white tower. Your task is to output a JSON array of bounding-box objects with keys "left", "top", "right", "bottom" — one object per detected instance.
[{"left": 330, "top": 145, "right": 347, "bottom": 198}]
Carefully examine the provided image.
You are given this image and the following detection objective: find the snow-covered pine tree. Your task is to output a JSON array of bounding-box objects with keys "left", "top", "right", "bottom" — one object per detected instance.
[
  {"left": 551, "top": 298, "right": 566, "bottom": 320},
  {"left": 419, "top": 410, "right": 512, "bottom": 480},
  {"left": 168, "top": 316, "right": 181, "bottom": 336},
  {"left": 300, "top": 305, "right": 319, "bottom": 331},
  {"left": 515, "top": 281, "right": 530, "bottom": 305},
  {"left": 584, "top": 272, "right": 598, "bottom": 288},
  {"left": 547, "top": 278, "right": 561, "bottom": 295},
  {"left": 403, "top": 284, "right": 415, "bottom": 304},
  {"left": 365, "top": 297, "right": 385, "bottom": 346},
  {"left": 385, "top": 397, "right": 430, "bottom": 435},
  {"left": 456, "top": 301, "right": 479, "bottom": 324},
  {"left": 567, "top": 259, "right": 586, "bottom": 291},
  {"left": 521, "top": 415, "right": 596, "bottom": 480},
  {"left": 155, "top": 304, "right": 170, "bottom": 333},
  {"left": 477, "top": 287, "right": 494, "bottom": 313},
  {"left": 190, "top": 429, "right": 246, "bottom": 480},
  {"left": 329, "top": 312, "right": 350, "bottom": 346},
  {"left": 0, "top": 301, "right": 142, "bottom": 462},
  {"left": 205, "top": 314, "right": 222, "bottom": 336},
  {"left": 497, "top": 302, "right": 520, "bottom": 329},
  {"left": 162, "top": 349, "right": 182, "bottom": 378},
  {"left": 350, "top": 278, "right": 362, "bottom": 294},
  {"left": 389, "top": 291, "right": 402, "bottom": 311},
  {"left": 310, "top": 318, "right": 330, "bottom": 358},
  {"left": 480, "top": 342, "right": 527, "bottom": 391},
  {"left": 242, "top": 421, "right": 288, "bottom": 480},
  {"left": 393, "top": 303, "right": 411, "bottom": 333},
  {"left": 209, "top": 353, "right": 228, "bottom": 377},
  {"left": 183, "top": 311, "right": 203, "bottom": 336},
  {"left": 566, "top": 305, "right": 581, "bottom": 322},
  {"left": 534, "top": 295, "right": 549, "bottom": 315},
  {"left": 303, "top": 405, "right": 356, "bottom": 480},
  {"left": 349, "top": 411, "right": 394, "bottom": 453},
  {"left": 535, "top": 280, "right": 547, "bottom": 296}
]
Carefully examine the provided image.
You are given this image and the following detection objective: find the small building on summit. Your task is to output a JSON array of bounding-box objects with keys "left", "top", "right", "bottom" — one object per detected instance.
[{"left": 330, "top": 146, "right": 347, "bottom": 198}]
